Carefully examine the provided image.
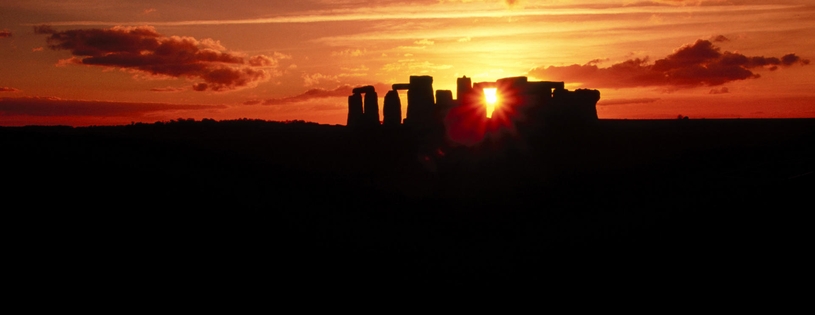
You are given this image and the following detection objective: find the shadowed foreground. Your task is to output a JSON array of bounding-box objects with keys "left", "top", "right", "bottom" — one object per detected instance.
[{"left": 4, "top": 118, "right": 813, "bottom": 287}]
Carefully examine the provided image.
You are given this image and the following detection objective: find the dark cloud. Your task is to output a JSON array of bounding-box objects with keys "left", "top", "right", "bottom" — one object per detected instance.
[
  {"left": 34, "top": 25, "right": 281, "bottom": 91},
  {"left": 258, "top": 83, "right": 391, "bottom": 106},
  {"left": 709, "top": 87, "right": 729, "bottom": 94},
  {"left": 709, "top": 35, "right": 729, "bottom": 43},
  {"left": 192, "top": 83, "right": 209, "bottom": 91},
  {"left": 0, "top": 29, "right": 11, "bottom": 38},
  {"left": 529, "top": 57, "right": 662, "bottom": 88},
  {"left": 33, "top": 25, "right": 56, "bottom": 34},
  {"left": 150, "top": 87, "right": 186, "bottom": 92},
  {"left": 1, "top": 87, "right": 21, "bottom": 92},
  {"left": 597, "top": 98, "right": 660, "bottom": 106},
  {"left": 585, "top": 58, "right": 609, "bottom": 66},
  {"left": 782, "top": 53, "right": 808, "bottom": 65},
  {"left": 0, "top": 97, "right": 225, "bottom": 117},
  {"left": 528, "top": 39, "right": 810, "bottom": 89}
]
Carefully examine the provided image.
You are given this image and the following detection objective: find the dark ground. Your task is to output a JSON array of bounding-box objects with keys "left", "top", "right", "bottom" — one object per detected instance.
[{"left": 4, "top": 118, "right": 813, "bottom": 287}]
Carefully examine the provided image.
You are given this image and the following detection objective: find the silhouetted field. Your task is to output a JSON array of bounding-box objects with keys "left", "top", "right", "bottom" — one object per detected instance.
[{"left": 4, "top": 118, "right": 813, "bottom": 286}]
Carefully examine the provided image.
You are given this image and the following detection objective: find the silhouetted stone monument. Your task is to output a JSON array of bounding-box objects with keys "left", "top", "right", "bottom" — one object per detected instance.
[
  {"left": 435, "top": 90, "right": 454, "bottom": 128},
  {"left": 347, "top": 93, "right": 363, "bottom": 127},
  {"left": 364, "top": 91, "right": 379, "bottom": 126},
  {"left": 556, "top": 88, "right": 600, "bottom": 122},
  {"left": 349, "top": 85, "right": 380, "bottom": 127},
  {"left": 392, "top": 83, "right": 411, "bottom": 90},
  {"left": 457, "top": 76, "right": 472, "bottom": 102},
  {"left": 468, "top": 83, "right": 489, "bottom": 119},
  {"left": 348, "top": 74, "right": 600, "bottom": 133},
  {"left": 404, "top": 75, "right": 435, "bottom": 128},
  {"left": 383, "top": 90, "right": 402, "bottom": 127},
  {"left": 497, "top": 76, "right": 528, "bottom": 90}
]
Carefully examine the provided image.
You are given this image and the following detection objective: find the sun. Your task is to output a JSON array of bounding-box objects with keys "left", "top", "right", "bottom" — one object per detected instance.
[{"left": 484, "top": 88, "right": 498, "bottom": 118}]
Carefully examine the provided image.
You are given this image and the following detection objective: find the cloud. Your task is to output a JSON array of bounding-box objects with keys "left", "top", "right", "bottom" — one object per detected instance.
[
  {"left": 0, "top": 97, "right": 225, "bottom": 117},
  {"left": 302, "top": 73, "right": 339, "bottom": 87},
  {"left": 257, "top": 83, "right": 391, "bottom": 106},
  {"left": 331, "top": 49, "right": 366, "bottom": 57},
  {"left": 150, "top": 86, "right": 186, "bottom": 92},
  {"left": 35, "top": 3, "right": 803, "bottom": 27},
  {"left": 56, "top": 57, "right": 83, "bottom": 67},
  {"left": 32, "top": 25, "right": 55, "bottom": 34},
  {"left": 709, "top": 35, "right": 729, "bottom": 42},
  {"left": 395, "top": 38, "right": 437, "bottom": 50},
  {"left": 382, "top": 59, "right": 453, "bottom": 72},
  {"left": 398, "top": 45, "right": 428, "bottom": 50},
  {"left": 340, "top": 65, "right": 369, "bottom": 72},
  {"left": 528, "top": 38, "right": 810, "bottom": 89},
  {"left": 597, "top": 98, "right": 660, "bottom": 106},
  {"left": 0, "top": 29, "right": 11, "bottom": 38},
  {"left": 414, "top": 39, "right": 434, "bottom": 46},
  {"left": 651, "top": 0, "right": 710, "bottom": 6},
  {"left": 260, "top": 85, "right": 352, "bottom": 106},
  {"left": 248, "top": 55, "right": 277, "bottom": 67},
  {"left": 1, "top": 87, "right": 21, "bottom": 92},
  {"left": 709, "top": 87, "right": 729, "bottom": 94},
  {"left": 34, "top": 25, "right": 283, "bottom": 91},
  {"left": 782, "top": 53, "right": 809, "bottom": 65}
]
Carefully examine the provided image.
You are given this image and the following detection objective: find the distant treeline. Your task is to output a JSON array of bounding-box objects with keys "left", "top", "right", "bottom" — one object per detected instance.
[{"left": 132, "top": 118, "right": 321, "bottom": 127}]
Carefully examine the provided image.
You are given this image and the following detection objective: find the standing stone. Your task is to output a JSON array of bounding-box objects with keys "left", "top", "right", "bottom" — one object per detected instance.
[
  {"left": 457, "top": 76, "right": 472, "bottom": 102},
  {"left": 363, "top": 90, "right": 380, "bottom": 126},
  {"left": 383, "top": 90, "right": 402, "bottom": 127},
  {"left": 434, "top": 90, "right": 454, "bottom": 128},
  {"left": 405, "top": 75, "right": 434, "bottom": 128},
  {"left": 347, "top": 93, "right": 363, "bottom": 127}
]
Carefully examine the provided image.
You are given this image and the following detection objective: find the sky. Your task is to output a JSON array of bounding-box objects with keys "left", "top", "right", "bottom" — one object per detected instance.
[{"left": 1, "top": 0, "right": 813, "bottom": 126}]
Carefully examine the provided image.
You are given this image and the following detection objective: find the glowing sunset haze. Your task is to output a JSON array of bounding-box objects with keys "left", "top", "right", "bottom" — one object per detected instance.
[{"left": 1, "top": 0, "right": 813, "bottom": 126}]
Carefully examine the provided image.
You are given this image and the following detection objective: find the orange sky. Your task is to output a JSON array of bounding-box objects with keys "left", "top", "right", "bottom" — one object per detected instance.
[{"left": 1, "top": 0, "right": 813, "bottom": 126}]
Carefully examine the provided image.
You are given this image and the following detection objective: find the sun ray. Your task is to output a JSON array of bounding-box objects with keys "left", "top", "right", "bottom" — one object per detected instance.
[{"left": 484, "top": 88, "right": 498, "bottom": 118}]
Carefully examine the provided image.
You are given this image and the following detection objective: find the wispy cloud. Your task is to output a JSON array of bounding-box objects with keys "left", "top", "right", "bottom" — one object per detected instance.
[
  {"left": 302, "top": 73, "right": 339, "bottom": 86},
  {"left": 414, "top": 39, "right": 434, "bottom": 46},
  {"left": 0, "top": 97, "right": 225, "bottom": 117},
  {"left": 150, "top": 86, "right": 186, "bottom": 92},
  {"left": 382, "top": 59, "right": 453, "bottom": 73},
  {"left": 254, "top": 83, "right": 390, "bottom": 106},
  {"left": 331, "top": 48, "right": 366, "bottom": 57},
  {"left": 598, "top": 98, "right": 660, "bottom": 106},
  {"left": 33, "top": 4, "right": 800, "bottom": 26}
]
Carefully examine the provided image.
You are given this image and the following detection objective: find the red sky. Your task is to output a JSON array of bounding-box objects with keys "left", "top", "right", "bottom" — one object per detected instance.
[{"left": 1, "top": 0, "right": 813, "bottom": 126}]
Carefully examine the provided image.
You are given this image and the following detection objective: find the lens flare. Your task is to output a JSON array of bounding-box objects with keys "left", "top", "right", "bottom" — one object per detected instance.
[{"left": 484, "top": 88, "right": 498, "bottom": 118}]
